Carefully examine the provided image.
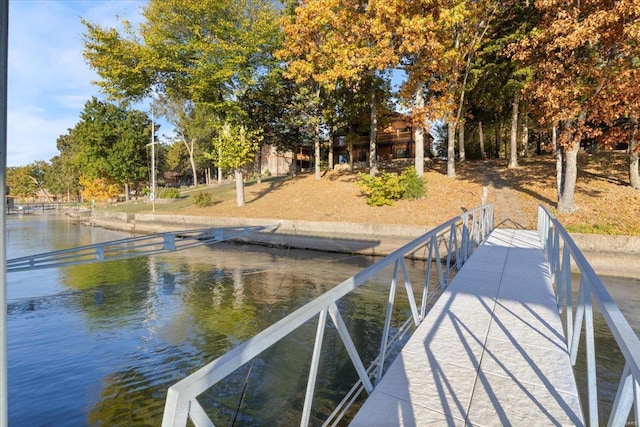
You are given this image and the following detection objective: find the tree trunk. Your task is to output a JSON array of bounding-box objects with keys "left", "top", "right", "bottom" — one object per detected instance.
[
  {"left": 557, "top": 119, "right": 581, "bottom": 212},
  {"left": 234, "top": 168, "right": 245, "bottom": 207},
  {"left": 557, "top": 141, "right": 579, "bottom": 212},
  {"left": 521, "top": 113, "right": 529, "bottom": 158},
  {"left": 447, "top": 120, "right": 456, "bottom": 177},
  {"left": 479, "top": 121, "right": 486, "bottom": 160},
  {"left": 630, "top": 117, "right": 640, "bottom": 190},
  {"left": 414, "top": 82, "right": 425, "bottom": 176},
  {"left": 553, "top": 125, "right": 562, "bottom": 202},
  {"left": 458, "top": 121, "right": 465, "bottom": 162},
  {"left": 124, "top": 182, "right": 130, "bottom": 202},
  {"left": 369, "top": 84, "right": 378, "bottom": 176},
  {"left": 328, "top": 140, "right": 334, "bottom": 170},
  {"left": 256, "top": 147, "right": 262, "bottom": 185},
  {"left": 217, "top": 166, "right": 222, "bottom": 185},
  {"left": 187, "top": 142, "right": 198, "bottom": 188},
  {"left": 348, "top": 139, "right": 354, "bottom": 173},
  {"left": 314, "top": 131, "right": 321, "bottom": 180},
  {"left": 496, "top": 121, "right": 503, "bottom": 158},
  {"left": 291, "top": 149, "right": 298, "bottom": 176},
  {"left": 508, "top": 93, "right": 519, "bottom": 169}
]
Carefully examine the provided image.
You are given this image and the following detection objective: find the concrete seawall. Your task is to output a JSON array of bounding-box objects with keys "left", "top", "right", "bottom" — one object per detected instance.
[{"left": 88, "top": 211, "right": 639, "bottom": 278}]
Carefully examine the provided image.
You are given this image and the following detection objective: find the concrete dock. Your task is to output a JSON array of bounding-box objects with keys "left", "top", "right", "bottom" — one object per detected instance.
[{"left": 351, "top": 228, "right": 584, "bottom": 426}]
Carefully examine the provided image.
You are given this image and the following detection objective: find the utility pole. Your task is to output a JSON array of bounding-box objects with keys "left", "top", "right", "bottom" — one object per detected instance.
[{"left": 148, "top": 106, "right": 157, "bottom": 213}]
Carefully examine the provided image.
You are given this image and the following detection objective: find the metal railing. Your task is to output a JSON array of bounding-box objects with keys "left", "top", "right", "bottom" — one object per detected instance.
[
  {"left": 6, "top": 226, "right": 271, "bottom": 273},
  {"left": 538, "top": 205, "right": 640, "bottom": 426},
  {"left": 162, "top": 204, "right": 495, "bottom": 427}
]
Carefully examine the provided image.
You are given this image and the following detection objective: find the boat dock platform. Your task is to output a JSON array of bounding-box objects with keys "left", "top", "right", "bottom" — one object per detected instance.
[{"left": 351, "top": 228, "right": 585, "bottom": 426}]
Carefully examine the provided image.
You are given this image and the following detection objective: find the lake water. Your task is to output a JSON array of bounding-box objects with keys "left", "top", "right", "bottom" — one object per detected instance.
[
  {"left": 5, "top": 216, "right": 640, "bottom": 426},
  {"left": 7, "top": 216, "right": 425, "bottom": 426}
]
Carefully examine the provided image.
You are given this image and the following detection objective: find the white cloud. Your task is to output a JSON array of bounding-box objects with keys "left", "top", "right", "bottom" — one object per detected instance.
[{"left": 6, "top": 0, "right": 146, "bottom": 166}]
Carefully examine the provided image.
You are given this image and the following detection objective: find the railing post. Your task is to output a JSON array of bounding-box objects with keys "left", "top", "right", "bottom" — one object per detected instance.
[
  {"left": 328, "top": 303, "right": 373, "bottom": 394},
  {"left": 607, "top": 363, "right": 638, "bottom": 427},
  {"left": 376, "top": 260, "right": 399, "bottom": 385},
  {"left": 163, "top": 234, "right": 176, "bottom": 251},
  {"left": 420, "top": 241, "right": 434, "bottom": 321},
  {"left": 301, "top": 308, "right": 328, "bottom": 426},
  {"left": 570, "top": 280, "right": 586, "bottom": 365},
  {"left": 400, "top": 259, "right": 420, "bottom": 326},
  {"left": 446, "top": 224, "right": 456, "bottom": 282},
  {"left": 562, "top": 245, "right": 573, "bottom": 345},
  {"left": 433, "top": 235, "right": 446, "bottom": 290},
  {"left": 584, "top": 279, "right": 599, "bottom": 426}
]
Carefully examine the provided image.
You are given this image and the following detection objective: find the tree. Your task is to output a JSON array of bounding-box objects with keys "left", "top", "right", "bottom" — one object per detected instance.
[
  {"left": 280, "top": 0, "right": 395, "bottom": 177},
  {"left": 240, "top": 70, "right": 317, "bottom": 178},
  {"left": 83, "top": 0, "right": 282, "bottom": 206},
  {"left": 154, "top": 97, "right": 216, "bottom": 187},
  {"left": 370, "top": 0, "right": 498, "bottom": 178},
  {"left": 515, "top": 0, "right": 640, "bottom": 211},
  {"left": 206, "top": 122, "right": 260, "bottom": 207},
  {"left": 6, "top": 164, "right": 40, "bottom": 199},
  {"left": 71, "top": 98, "right": 150, "bottom": 201}
]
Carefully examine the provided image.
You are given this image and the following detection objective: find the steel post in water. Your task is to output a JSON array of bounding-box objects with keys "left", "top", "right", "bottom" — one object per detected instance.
[{"left": 0, "top": 1, "right": 8, "bottom": 425}]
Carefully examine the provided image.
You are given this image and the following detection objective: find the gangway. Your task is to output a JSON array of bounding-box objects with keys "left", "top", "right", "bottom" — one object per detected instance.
[
  {"left": 161, "top": 204, "right": 640, "bottom": 426},
  {"left": 6, "top": 226, "right": 273, "bottom": 273}
]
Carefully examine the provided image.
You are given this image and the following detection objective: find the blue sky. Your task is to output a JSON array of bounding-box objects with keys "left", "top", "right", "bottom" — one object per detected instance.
[{"left": 7, "top": 0, "right": 149, "bottom": 167}]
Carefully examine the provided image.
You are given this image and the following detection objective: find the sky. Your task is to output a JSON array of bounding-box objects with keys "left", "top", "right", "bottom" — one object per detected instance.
[{"left": 6, "top": 0, "right": 153, "bottom": 167}]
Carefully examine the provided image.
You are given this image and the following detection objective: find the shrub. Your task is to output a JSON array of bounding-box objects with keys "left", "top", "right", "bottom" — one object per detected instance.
[
  {"left": 157, "top": 187, "right": 180, "bottom": 199},
  {"left": 357, "top": 172, "right": 402, "bottom": 206},
  {"left": 193, "top": 191, "right": 213, "bottom": 207},
  {"left": 357, "top": 166, "right": 426, "bottom": 206},
  {"left": 399, "top": 166, "right": 426, "bottom": 200}
]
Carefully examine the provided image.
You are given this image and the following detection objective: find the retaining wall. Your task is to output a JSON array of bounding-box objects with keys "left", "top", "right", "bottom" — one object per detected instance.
[{"left": 88, "top": 211, "right": 639, "bottom": 278}]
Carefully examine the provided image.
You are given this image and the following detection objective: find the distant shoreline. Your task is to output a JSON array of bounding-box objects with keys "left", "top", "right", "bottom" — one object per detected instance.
[{"left": 82, "top": 210, "right": 640, "bottom": 279}]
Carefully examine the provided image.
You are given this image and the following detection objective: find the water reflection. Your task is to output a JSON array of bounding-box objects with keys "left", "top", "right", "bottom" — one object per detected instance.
[{"left": 8, "top": 218, "right": 422, "bottom": 426}]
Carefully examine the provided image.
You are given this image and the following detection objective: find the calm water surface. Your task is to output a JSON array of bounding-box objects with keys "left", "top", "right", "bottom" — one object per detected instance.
[
  {"left": 6, "top": 217, "right": 640, "bottom": 426},
  {"left": 7, "top": 217, "right": 423, "bottom": 426}
]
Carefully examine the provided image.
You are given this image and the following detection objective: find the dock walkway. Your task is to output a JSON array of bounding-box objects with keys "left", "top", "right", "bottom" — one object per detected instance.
[{"left": 351, "top": 228, "right": 585, "bottom": 426}]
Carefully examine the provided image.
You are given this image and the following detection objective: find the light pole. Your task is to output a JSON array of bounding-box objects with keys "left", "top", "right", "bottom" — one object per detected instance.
[{"left": 148, "top": 106, "right": 157, "bottom": 213}]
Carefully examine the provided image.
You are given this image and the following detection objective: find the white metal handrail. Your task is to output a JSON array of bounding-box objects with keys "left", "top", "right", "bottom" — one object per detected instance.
[
  {"left": 162, "top": 204, "right": 495, "bottom": 427},
  {"left": 538, "top": 205, "right": 640, "bottom": 426},
  {"left": 6, "top": 226, "right": 271, "bottom": 273}
]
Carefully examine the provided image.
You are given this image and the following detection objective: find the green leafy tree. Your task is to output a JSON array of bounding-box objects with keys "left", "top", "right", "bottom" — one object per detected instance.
[
  {"left": 6, "top": 165, "right": 40, "bottom": 199},
  {"left": 71, "top": 97, "right": 150, "bottom": 201},
  {"left": 466, "top": 1, "right": 537, "bottom": 164},
  {"left": 206, "top": 122, "right": 260, "bottom": 207},
  {"left": 83, "top": 0, "right": 282, "bottom": 205}
]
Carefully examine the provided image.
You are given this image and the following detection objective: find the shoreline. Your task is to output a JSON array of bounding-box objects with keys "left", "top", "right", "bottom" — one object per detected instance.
[{"left": 86, "top": 210, "right": 640, "bottom": 279}]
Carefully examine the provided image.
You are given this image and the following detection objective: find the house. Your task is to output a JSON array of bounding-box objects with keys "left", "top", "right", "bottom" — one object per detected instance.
[
  {"left": 258, "top": 144, "right": 312, "bottom": 176},
  {"left": 331, "top": 113, "right": 430, "bottom": 168},
  {"left": 256, "top": 113, "right": 429, "bottom": 175}
]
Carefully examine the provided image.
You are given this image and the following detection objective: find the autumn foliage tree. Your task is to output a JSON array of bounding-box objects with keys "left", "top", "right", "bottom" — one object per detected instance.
[
  {"left": 369, "top": 0, "right": 498, "bottom": 178},
  {"left": 515, "top": 0, "right": 640, "bottom": 211},
  {"left": 280, "top": 0, "right": 396, "bottom": 177}
]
